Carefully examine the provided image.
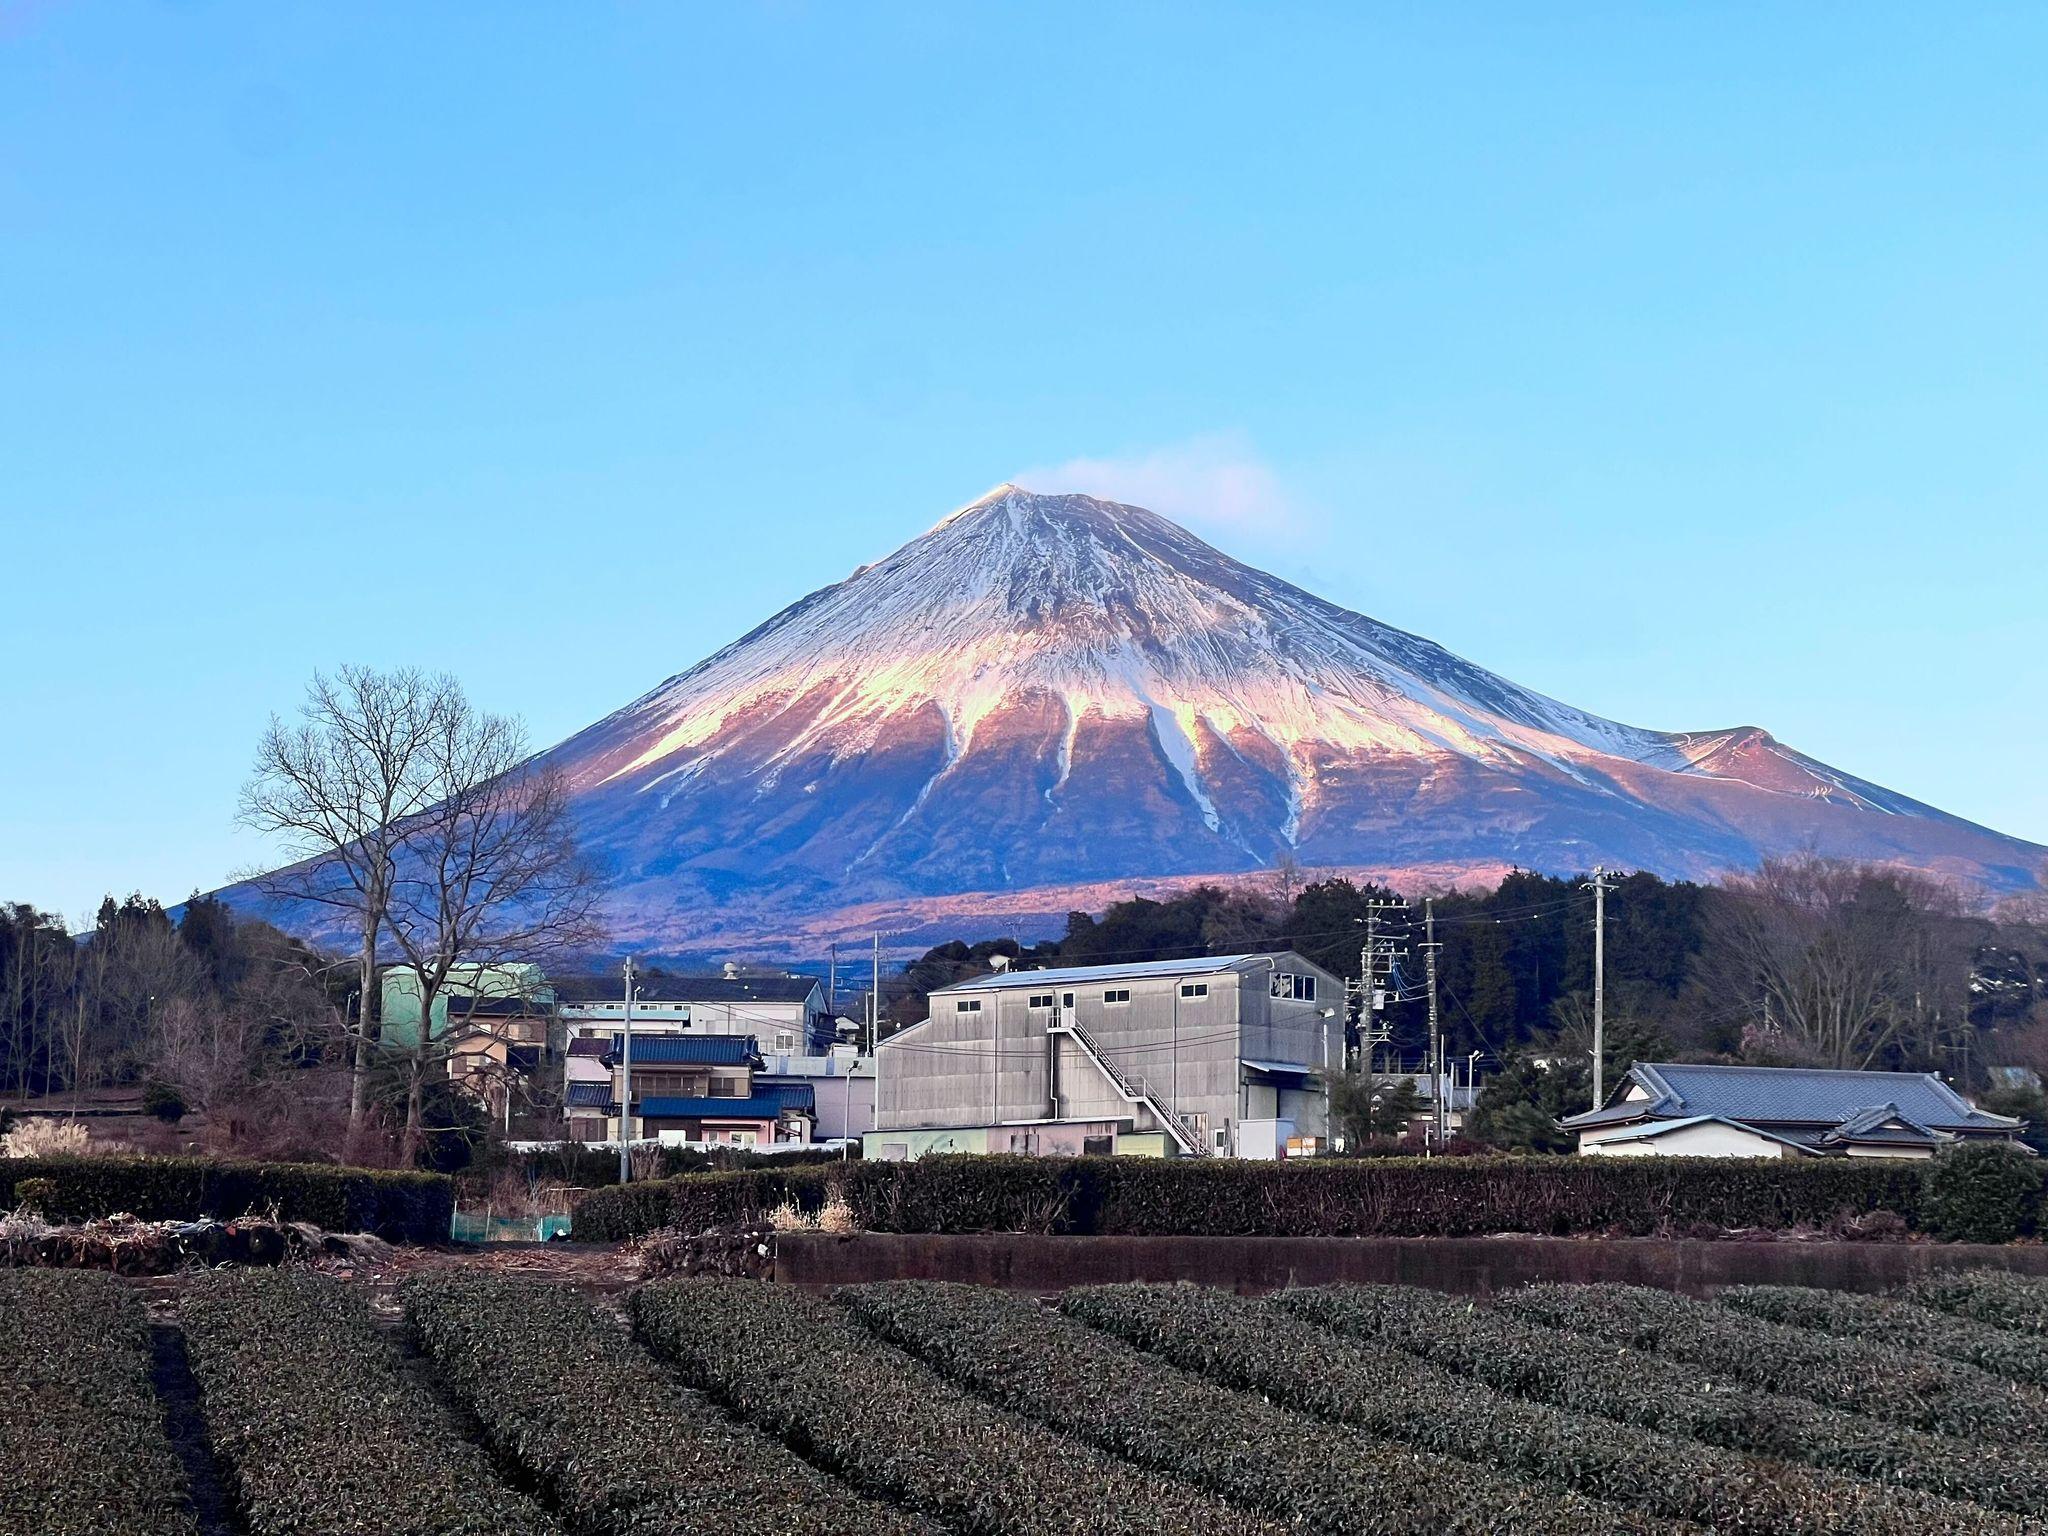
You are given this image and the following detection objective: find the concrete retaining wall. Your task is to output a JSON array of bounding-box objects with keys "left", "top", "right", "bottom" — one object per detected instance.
[{"left": 774, "top": 1231, "right": 2048, "bottom": 1297}]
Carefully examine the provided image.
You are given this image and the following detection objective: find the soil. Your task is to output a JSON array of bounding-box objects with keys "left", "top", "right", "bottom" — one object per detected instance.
[{"left": 148, "top": 1319, "right": 243, "bottom": 1536}]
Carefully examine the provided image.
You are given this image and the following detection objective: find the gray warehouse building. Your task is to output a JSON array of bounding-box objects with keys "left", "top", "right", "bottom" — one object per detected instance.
[{"left": 865, "top": 952, "right": 1341, "bottom": 1160}]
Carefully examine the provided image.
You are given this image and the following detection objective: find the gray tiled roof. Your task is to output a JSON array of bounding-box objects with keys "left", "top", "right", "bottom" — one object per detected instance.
[{"left": 1563, "top": 1062, "right": 2019, "bottom": 1133}]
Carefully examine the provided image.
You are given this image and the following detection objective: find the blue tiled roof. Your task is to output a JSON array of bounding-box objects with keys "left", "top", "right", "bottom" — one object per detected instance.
[
  {"left": 566, "top": 1082, "right": 615, "bottom": 1111},
  {"left": 639, "top": 1085, "right": 815, "bottom": 1120},
  {"left": 606, "top": 1034, "right": 760, "bottom": 1067}
]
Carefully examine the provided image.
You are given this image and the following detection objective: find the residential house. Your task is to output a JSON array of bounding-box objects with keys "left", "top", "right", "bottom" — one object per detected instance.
[
  {"left": 378, "top": 965, "right": 558, "bottom": 1126},
  {"left": 567, "top": 1032, "right": 815, "bottom": 1148},
  {"left": 555, "top": 969, "right": 834, "bottom": 1056},
  {"left": 865, "top": 952, "right": 1340, "bottom": 1161},
  {"left": 1565, "top": 1061, "right": 2029, "bottom": 1159}
]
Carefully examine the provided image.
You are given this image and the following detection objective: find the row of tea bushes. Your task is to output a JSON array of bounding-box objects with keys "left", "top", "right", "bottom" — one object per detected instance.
[
  {"left": 573, "top": 1151, "right": 1929, "bottom": 1242},
  {"left": 403, "top": 1274, "right": 932, "bottom": 1536},
  {"left": 0, "top": 1270, "right": 196, "bottom": 1536},
  {"left": 837, "top": 1280, "right": 1670, "bottom": 1536},
  {"left": 631, "top": 1277, "right": 1282, "bottom": 1536},
  {"left": 1063, "top": 1282, "right": 2009, "bottom": 1536},
  {"left": 1280, "top": 1281, "right": 2048, "bottom": 1519},
  {"left": 180, "top": 1271, "right": 558, "bottom": 1536},
  {"left": 1903, "top": 1269, "right": 2048, "bottom": 1337},
  {"left": 1499, "top": 1282, "right": 2048, "bottom": 1444},
  {"left": 0, "top": 1154, "right": 453, "bottom": 1241},
  {"left": 1718, "top": 1284, "right": 2048, "bottom": 1389}
]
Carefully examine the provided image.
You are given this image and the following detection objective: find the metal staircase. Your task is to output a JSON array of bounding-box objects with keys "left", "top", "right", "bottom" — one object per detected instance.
[{"left": 1051, "top": 1018, "right": 1209, "bottom": 1156}]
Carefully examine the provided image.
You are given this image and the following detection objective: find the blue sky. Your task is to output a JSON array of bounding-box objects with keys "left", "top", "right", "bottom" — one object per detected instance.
[{"left": 2, "top": 3, "right": 2043, "bottom": 921}]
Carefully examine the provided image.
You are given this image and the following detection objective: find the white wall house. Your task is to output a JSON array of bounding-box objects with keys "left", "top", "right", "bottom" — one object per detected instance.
[{"left": 1566, "top": 1062, "right": 2029, "bottom": 1160}]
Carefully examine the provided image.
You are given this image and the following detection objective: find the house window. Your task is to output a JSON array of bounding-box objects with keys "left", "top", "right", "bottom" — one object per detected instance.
[
  {"left": 1104, "top": 989, "right": 1130, "bottom": 1005},
  {"left": 775, "top": 1032, "right": 794, "bottom": 1051},
  {"left": 1179, "top": 983, "right": 1208, "bottom": 998},
  {"left": 955, "top": 999, "right": 982, "bottom": 1013},
  {"left": 1027, "top": 993, "right": 1055, "bottom": 1010}
]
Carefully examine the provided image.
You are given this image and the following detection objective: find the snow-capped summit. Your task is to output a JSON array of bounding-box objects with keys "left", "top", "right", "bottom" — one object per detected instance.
[{"left": 516, "top": 485, "right": 2041, "bottom": 954}]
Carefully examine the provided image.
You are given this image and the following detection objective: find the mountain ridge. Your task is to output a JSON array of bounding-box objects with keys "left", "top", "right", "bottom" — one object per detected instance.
[
  {"left": 225, "top": 485, "right": 2045, "bottom": 958},
  {"left": 516, "top": 485, "right": 2042, "bottom": 953}
]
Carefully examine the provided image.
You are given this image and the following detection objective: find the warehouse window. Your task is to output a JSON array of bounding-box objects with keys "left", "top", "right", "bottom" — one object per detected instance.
[
  {"left": 1062, "top": 992, "right": 1075, "bottom": 1009},
  {"left": 1271, "top": 972, "right": 1315, "bottom": 1001},
  {"left": 1179, "top": 983, "right": 1208, "bottom": 998},
  {"left": 955, "top": 999, "right": 982, "bottom": 1013},
  {"left": 1027, "top": 993, "right": 1055, "bottom": 1010},
  {"left": 1104, "top": 988, "right": 1130, "bottom": 1005}
]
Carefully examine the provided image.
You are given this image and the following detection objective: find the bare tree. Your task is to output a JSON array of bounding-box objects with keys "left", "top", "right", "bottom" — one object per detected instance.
[
  {"left": 382, "top": 696, "right": 604, "bottom": 1160},
  {"left": 239, "top": 667, "right": 456, "bottom": 1134},
  {"left": 1697, "top": 854, "right": 1971, "bottom": 1070}
]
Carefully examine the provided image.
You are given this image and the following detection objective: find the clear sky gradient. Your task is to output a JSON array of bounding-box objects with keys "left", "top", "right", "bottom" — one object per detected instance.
[{"left": 3, "top": 3, "right": 2043, "bottom": 922}]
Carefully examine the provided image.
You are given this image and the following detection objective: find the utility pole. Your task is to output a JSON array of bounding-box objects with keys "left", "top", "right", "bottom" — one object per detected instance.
[
  {"left": 617, "top": 955, "right": 636, "bottom": 1185},
  {"left": 1423, "top": 898, "right": 1443, "bottom": 1149},
  {"left": 827, "top": 941, "right": 837, "bottom": 1014},
  {"left": 1353, "top": 897, "right": 1406, "bottom": 1073},
  {"left": 1584, "top": 866, "right": 1614, "bottom": 1111},
  {"left": 870, "top": 933, "right": 883, "bottom": 1144}
]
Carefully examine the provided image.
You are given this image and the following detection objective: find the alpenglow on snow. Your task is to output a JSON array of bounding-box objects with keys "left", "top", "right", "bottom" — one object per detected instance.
[{"left": 236, "top": 485, "right": 2048, "bottom": 956}]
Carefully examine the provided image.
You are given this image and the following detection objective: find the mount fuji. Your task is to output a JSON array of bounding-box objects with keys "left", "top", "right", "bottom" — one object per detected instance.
[{"left": 489, "top": 484, "right": 2041, "bottom": 957}]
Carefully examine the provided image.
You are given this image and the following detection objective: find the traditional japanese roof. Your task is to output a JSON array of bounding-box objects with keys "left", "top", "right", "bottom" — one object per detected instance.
[
  {"left": 566, "top": 1037, "right": 611, "bottom": 1058},
  {"left": 603, "top": 1034, "right": 760, "bottom": 1067},
  {"left": 1563, "top": 1062, "right": 2024, "bottom": 1151}
]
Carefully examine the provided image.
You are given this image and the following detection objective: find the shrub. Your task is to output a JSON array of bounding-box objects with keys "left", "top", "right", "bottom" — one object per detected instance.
[
  {"left": 1280, "top": 1280, "right": 2048, "bottom": 1520},
  {"left": 0, "top": 1269, "right": 197, "bottom": 1536},
  {"left": 1059, "top": 1281, "right": 2006, "bottom": 1536},
  {"left": 1718, "top": 1283, "right": 2048, "bottom": 1389},
  {"left": 840, "top": 1280, "right": 1672, "bottom": 1536},
  {"left": 143, "top": 1082, "right": 188, "bottom": 1123},
  {"left": 1, "top": 1117, "right": 97, "bottom": 1158},
  {"left": 1901, "top": 1269, "right": 2048, "bottom": 1337},
  {"left": 404, "top": 1274, "right": 925, "bottom": 1534},
  {"left": 1499, "top": 1281, "right": 2048, "bottom": 1443},
  {"left": 1921, "top": 1143, "right": 2045, "bottom": 1243},
  {"left": 633, "top": 1277, "right": 1281, "bottom": 1535},
  {"left": 181, "top": 1271, "right": 557, "bottom": 1536},
  {"left": 0, "top": 1154, "right": 453, "bottom": 1241},
  {"left": 574, "top": 1151, "right": 1928, "bottom": 1242}
]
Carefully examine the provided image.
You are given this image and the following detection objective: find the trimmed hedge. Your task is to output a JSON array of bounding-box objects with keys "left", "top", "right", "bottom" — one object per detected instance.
[
  {"left": 573, "top": 1151, "right": 1925, "bottom": 1242},
  {"left": 0, "top": 1154, "right": 453, "bottom": 1242},
  {"left": 403, "top": 1274, "right": 932, "bottom": 1535},
  {"left": 1921, "top": 1143, "right": 2046, "bottom": 1243},
  {"left": 1281, "top": 1280, "right": 2048, "bottom": 1520},
  {"left": 840, "top": 1279, "right": 1676, "bottom": 1536},
  {"left": 1500, "top": 1281, "right": 2048, "bottom": 1444},
  {"left": 632, "top": 1277, "right": 1282, "bottom": 1535},
  {"left": 1903, "top": 1269, "right": 2048, "bottom": 1337},
  {"left": 0, "top": 1270, "right": 197, "bottom": 1536},
  {"left": 1061, "top": 1281, "right": 2009, "bottom": 1536},
  {"left": 1719, "top": 1284, "right": 2048, "bottom": 1389},
  {"left": 181, "top": 1271, "right": 559, "bottom": 1536}
]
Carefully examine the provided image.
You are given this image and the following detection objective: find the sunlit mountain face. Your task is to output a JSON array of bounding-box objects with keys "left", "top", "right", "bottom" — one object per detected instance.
[{"left": 237, "top": 485, "right": 2048, "bottom": 959}]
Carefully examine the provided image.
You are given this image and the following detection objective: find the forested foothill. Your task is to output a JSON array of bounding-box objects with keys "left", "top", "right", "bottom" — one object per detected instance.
[{"left": 892, "top": 854, "right": 2048, "bottom": 1151}]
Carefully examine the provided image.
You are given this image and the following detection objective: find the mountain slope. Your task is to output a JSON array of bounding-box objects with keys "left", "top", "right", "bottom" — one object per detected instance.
[{"left": 508, "top": 485, "right": 2041, "bottom": 954}]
